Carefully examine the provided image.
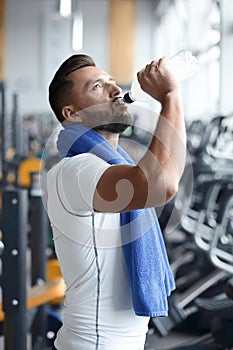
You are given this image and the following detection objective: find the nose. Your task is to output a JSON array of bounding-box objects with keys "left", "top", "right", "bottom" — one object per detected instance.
[{"left": 108, "top": 82, "right": 122, "bottom": 98}]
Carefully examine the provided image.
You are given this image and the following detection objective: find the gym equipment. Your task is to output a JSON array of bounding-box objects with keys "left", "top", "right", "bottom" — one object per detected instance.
[
  {"left": 0, "top": 81, "right": 65, "bottom": 348},
  {"left": 0, "top": 89, "right": 52, "bottom": 190},
  {"left": 18, "top": 155, "right": 43, "bottom": 188},
  {"left": 0, "top": 235, "right": 4, "bottom": 256},
  {"left": 47, "top": 259, "right": 65, "bottom": 305},
  {"left": 29, "top": 171, "right": 53, "bottom": 348},
  {"left": 158, "top": 115, "right": 233, "bottom": 238},
  {"left": 0, "top": 82, "right": 7, "bottom": 186},
  {"left": 165, "top": 185, "right": 232, "bottom": 336},
  {"left": 46, "top": 310, "right": 63, "bottom": 347},
  {"left": 1, "top": 187, "right": 28, "bottom": 349},
  {"left": 0, "top": 279, "right": 66, "bottom": 323},
  {"left": 166, "top": 180, "right": 228, "bottom": 293},
  {"left": 0, "top": 173, "right": 66, "bottom": 350},
  {"left": 150, "top": 269, "right": 228, "bottom": 337},
  {"left": 149, "top": 115, "right": 233, "bottom": 350},
  {"left": 225, "top": 276, "right": 233, "bottom": 300},
  {"left": 192, "top": 186, "right": 233, "bottom": 349},
  {"left": 209, "top": 189, "right": 233, "bottom": 274}
]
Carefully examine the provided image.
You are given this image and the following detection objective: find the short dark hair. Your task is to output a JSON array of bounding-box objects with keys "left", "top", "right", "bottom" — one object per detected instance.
[{"left": 48, "top": 54, "right": 96, "bottom": 123}]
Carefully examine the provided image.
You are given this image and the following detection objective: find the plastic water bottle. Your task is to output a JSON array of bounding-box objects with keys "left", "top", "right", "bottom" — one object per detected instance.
[{"left": 123, "top": 50, "right": 198, "bottom": 103}]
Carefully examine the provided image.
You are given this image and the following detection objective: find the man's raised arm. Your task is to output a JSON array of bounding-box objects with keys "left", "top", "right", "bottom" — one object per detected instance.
[{"left": 94, "top": 57, "right": 186, "bottom": 212}]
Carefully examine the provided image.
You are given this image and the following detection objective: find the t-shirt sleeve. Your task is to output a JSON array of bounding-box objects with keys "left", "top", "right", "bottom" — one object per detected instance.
[{"left": 57, "top": 153, "right": 111, "bottom": 214}]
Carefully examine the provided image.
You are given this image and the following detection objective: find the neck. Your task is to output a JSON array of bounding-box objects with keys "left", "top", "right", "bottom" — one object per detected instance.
[{"left": 95, "top": 130, "right": 119, "bottom": 149}]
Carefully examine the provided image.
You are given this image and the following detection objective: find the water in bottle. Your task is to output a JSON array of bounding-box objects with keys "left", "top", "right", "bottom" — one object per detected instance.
[{"left": 123, "top": 50, "right": 199, "bottom": 104}]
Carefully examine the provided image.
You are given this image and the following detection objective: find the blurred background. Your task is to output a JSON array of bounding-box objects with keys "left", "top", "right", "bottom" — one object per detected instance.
[{"left": 2, "top": 0, "right": 232, "bottom": 120}]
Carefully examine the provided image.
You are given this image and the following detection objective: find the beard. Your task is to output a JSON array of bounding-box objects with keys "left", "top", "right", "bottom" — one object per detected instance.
[
  {"left": 81, "top": 102, "right": 133, "bottom": 134},
  {"left": 94, "top": 122, "right": 130, "bottom": 134}
]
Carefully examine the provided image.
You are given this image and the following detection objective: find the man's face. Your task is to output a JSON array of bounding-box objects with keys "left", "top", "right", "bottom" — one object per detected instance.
[{"left": 66, "top": 66, "right": 132, "bottom": 133}]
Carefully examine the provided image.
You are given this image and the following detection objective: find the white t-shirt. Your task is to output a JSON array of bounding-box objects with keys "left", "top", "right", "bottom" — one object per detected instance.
[{"left": 47, "top": 153, "right": 149, "bottom": 350}]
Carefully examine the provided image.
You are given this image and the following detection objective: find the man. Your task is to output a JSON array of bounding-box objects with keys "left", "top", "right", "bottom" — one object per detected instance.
[{"left": 47, "top": 54, "right": 186, "bottom": 350}]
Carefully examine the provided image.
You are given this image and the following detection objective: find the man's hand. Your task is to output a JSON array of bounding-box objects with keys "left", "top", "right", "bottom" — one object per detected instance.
[{"left": 137, "top": 57, "right": 180, "bottom": 103}]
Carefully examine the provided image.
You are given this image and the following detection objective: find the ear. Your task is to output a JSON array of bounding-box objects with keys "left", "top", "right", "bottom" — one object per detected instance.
[{"left": 62, "top": 106, "right": 83, "bottom": 124}]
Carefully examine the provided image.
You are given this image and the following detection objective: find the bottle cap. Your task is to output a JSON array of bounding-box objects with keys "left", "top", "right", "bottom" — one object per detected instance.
[{"left": 123, "top": 92, "right": 134, "bottom": 104}]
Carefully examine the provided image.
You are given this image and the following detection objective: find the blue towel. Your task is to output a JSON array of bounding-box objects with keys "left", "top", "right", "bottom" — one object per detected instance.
[{"left": 57, "top": 124, "right": 175, "bottom": 317}]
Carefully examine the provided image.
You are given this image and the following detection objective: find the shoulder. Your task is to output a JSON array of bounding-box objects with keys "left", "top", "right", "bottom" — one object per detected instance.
[
  {"left": 65, "top": 153, "right": 110, "bottom": 170},
  {"left": 48, "top": 153, "right": 110, "bottom": 177},
  {"left": 47, "top": 153, "right": 111, "bottom": 214}
]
